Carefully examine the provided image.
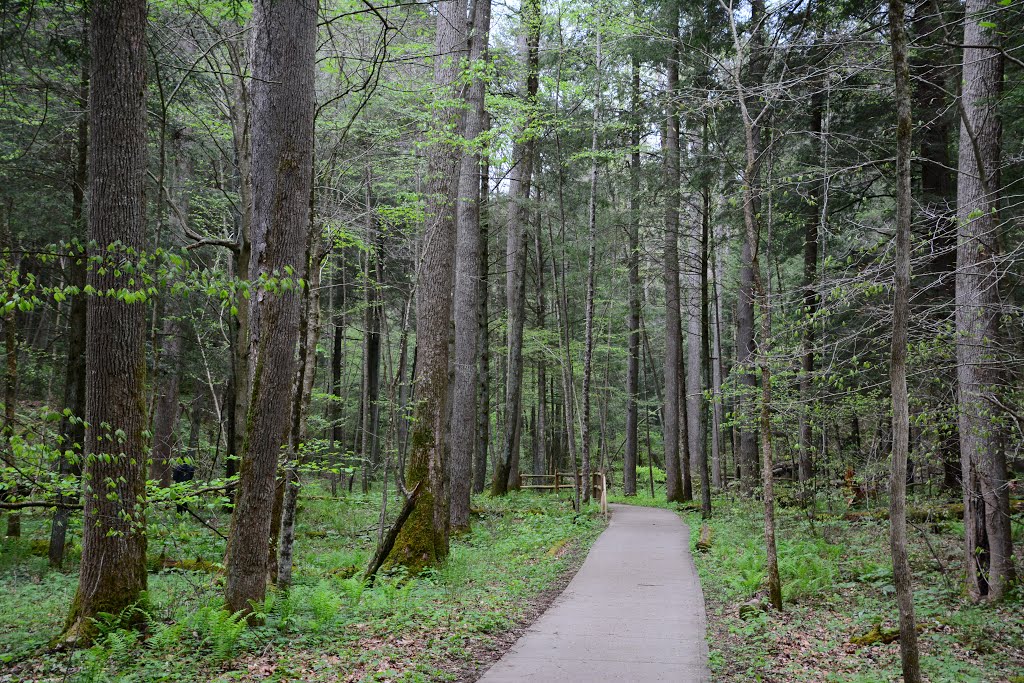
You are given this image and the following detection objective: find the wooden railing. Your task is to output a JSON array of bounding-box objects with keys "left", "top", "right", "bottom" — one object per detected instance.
[{"left": 520, "top": 471, "right": 608, "bottom": 514}]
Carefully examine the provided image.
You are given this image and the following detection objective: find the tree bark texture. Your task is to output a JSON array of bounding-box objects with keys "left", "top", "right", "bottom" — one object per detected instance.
[
  {"left": 581, "top": 29, "right": 602, "bottom": 505},
  {"left": 63, "top": 0, "right": 149, "bottom": 643},
  {"left": 451, "top": 0, "right": 491, "bottom": 528},
  {"left": 624, "top": 55, "right": 641, "bottom": 496},
  {"left": 887, "top": 1, "right": 924, "bottom": 676},
  {"left": 494, "top": 0, "right": 540, "bottom": 496},
  {"left": 225, "top": 0, "right": 315, "bottom": 616},
  {"left": 473, "top": 147, "right": 491, "bottom": 495},
  {"left": 662, "top": 4, "right": 684, "bottom": 503},
  {"left": 956, "top": 0, "right": 1014, "bottom": 602},
  {"left": 734, "top": 0, "right": 765, "bottom": 494},
  {"left": 382, "top": 0, "right": 463, "bottom": 572}
]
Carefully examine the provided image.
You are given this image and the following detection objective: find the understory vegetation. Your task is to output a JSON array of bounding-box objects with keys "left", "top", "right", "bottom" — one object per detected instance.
[
  {"left": 683, "top": 490, "right": 1024, "bottom": 682},
  {"left": 0, "top": 491, "right": 602, "bottom": 683}
]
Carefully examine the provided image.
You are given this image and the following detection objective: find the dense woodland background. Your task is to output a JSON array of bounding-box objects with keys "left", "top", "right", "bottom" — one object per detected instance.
[{"left": 0, "top": 0, "right": 1022, "bottom": 678}]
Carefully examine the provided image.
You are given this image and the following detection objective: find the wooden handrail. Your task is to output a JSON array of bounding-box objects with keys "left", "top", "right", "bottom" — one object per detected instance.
[{"left": 519, "top": 471, "right": 608, "bottom": 514}]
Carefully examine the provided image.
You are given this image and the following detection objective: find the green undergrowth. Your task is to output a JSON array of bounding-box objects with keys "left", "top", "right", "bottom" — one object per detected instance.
[
  {"left": 0, "top": 487, "right": 604, "bottom": 682},
  {"left": 680, "top": 491, "right": 1023, "bottom": 682}
]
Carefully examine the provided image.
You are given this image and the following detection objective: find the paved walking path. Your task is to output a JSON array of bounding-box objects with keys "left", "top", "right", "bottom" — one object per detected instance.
[{"left": 477, "top": 504, "right": 710, "bottom": 682}]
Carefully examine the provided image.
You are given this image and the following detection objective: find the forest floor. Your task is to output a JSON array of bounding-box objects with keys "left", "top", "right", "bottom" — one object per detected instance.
[
  {"left": 665, "top": 489, "right": 1024, "bottom": 683},
  {"left": 0, "top": 488, "right": 604, "bottom": 682}
]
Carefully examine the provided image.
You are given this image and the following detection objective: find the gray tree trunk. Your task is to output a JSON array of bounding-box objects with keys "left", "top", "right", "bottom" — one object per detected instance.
[
  {"left": 887, "top": 1, "right": 923, "bottom": 676},
  {"left": 62, "top": 0, "right": 149, "bottom": 643},
  {"left": 956, "top": 0, "right": 1014, "bottom": 601},
  {"left": 225, "top": 0, "right": 315, "bottom": 617},
  {"left": 494, "top": 0, "right": 540, "bottom": 495},
  {"left": 473, "top": 147, "right": 491, "bottom": 495},
  {"left": 382, "top": 0, "right": 463, "bottom": 572},
  {"left": 624, "top": 55, "right": 641, "bottom": 497},
  {"left": 662, "top": 6, "right": 684, "bottom": 503},
  {"left": 581, "top": 30, "right": 602, "bottom": 505},
  {"left": 451, "top": 0, "right": 491, "bottom": 528}
]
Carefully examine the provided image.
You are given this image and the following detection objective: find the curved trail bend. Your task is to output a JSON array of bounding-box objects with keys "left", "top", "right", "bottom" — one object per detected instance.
[{"left": 478, "top": 503, "right": 710, "bottom": 682}]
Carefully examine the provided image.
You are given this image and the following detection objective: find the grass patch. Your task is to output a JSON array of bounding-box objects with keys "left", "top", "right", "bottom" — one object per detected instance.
[
  {"left": 680, "top": 490, "right": 1024, "bottom": 682},
  {"left": 0, "top": 487, "right": 604, "bottom": 682}
]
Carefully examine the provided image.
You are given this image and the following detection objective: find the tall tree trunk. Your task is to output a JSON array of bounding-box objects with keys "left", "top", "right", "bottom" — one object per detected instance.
[
  {"left": 956, "top": 0, "right": 1014, "bottom": 601},
  {"left": 381, "top": 0, "right": 463, "bottom": 572},
  {"left": 728, "top": 0, "right": 780, "bottom": 609},
  {"left": 360, "top": 171, "right": 381, "bottom": 493},
  {"left": 451, "top": 0, "right": 491, "bottom": 527},
  {"left": 226, "top": 33, "right": 252, "bottom": 482},
  {"left": 662, "top": 7, "right": 684, "bottom": 503},
  {"left": 685, "top": 123, "right": 710, "bottom": 516},
  {"left": 798, "top": 91, "right": 822, "bottom": 502},
  {"left": 710, "top": 211, "right": 728, "bottom": 488},
  {"left": 224, "top": 0, "right": 315, "bottom": 617},
  {"left": 533, "top": 222, "right": 547, "bottom": 479},
  {"left": 624, "top": 55, "right": 641, "bottom": 497},
  {"left": 910, "top": 0, "right": 959, "bottom": 493},
  {"left": 888, "top": 0, "right": 923, "bottom": 676},
  {"left": 62, "top": 0, "right": 149, "bottom": 643},
  {"left": 474, "top": 149, "right": 491, "bottom": 495},
  {"left": 734, "top": 0, "right": 765, "bottom": 495},
  {"left": 494, "top": 0, "right": 540, "bottom": 495},
  {"left": 581, "top": 29, "right": 602, "bottom": 505}
]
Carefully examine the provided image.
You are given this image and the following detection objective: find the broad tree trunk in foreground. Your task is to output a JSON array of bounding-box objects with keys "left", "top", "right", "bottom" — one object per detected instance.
[
  {"left": 887, "top": 1, "right": 923, "bottom": 677},
  {"left": 662, "top": 4, "right": 684, "bottom": 503},
  {"left": 451, "top": 0, "right": 491, "bottom": 530},
  {"left": 956, "top": 0, "right": 1014, "bottom": 602},
  {"left": 62, "top": 0, "right": 149, "bottom": 643},
  {"left": 494, "top": 0, "right": 540, "bottom": 495},
  {"left": 382, "top": 0, "right": 463, "bottom": 572},
  {"left": 225, "top": 0, "right": 315, "bottom": 617}
]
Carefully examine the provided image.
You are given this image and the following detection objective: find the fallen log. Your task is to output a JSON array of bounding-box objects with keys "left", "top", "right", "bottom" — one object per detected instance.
[{"left": 363, "top": 481, "right": 423, "bottom": 582}]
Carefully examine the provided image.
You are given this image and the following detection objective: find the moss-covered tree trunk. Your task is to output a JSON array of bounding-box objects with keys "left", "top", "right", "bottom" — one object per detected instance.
[{"left": 382, "top": 0, "right": 463, "bottom": 573}]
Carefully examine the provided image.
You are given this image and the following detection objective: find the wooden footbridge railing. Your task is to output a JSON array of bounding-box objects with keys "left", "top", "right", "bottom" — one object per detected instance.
[{"left": 520, "top": 472, "right": 608, "bottom": 514}]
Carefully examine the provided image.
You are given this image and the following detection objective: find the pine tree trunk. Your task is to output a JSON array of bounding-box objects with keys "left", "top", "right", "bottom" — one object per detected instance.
[
  {"left": 734, "top": 0, "right": 765, "bottom": 495},
  {"left": 663, "top": 6, "right": 684, "bottom": 503},
  {"left": 580, "top": 29, "right": 602, "bottom": 505},
  {"left": 534, "top": 226, "right": 547, "bottom": 479},
  {"left": 224, "top": 0, "right": 315, "bottom": 617},
  {"left": 494, "top": 0, "right": 540, "bottom": 495},
  {"left": 798, "top": 90, "right": 821, "bottom": 502},
  {"left": 624, "top": 55, "right": 641, "bottom": 497},
  {"left": 451, "top": 0, "right": 490, "bottom": 527},
  {"left": 61, "top": 0, "right": 149, "bottom": 643},
  {"left": 956, "top": 0, "right": 1014, "bottom": 601}
]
